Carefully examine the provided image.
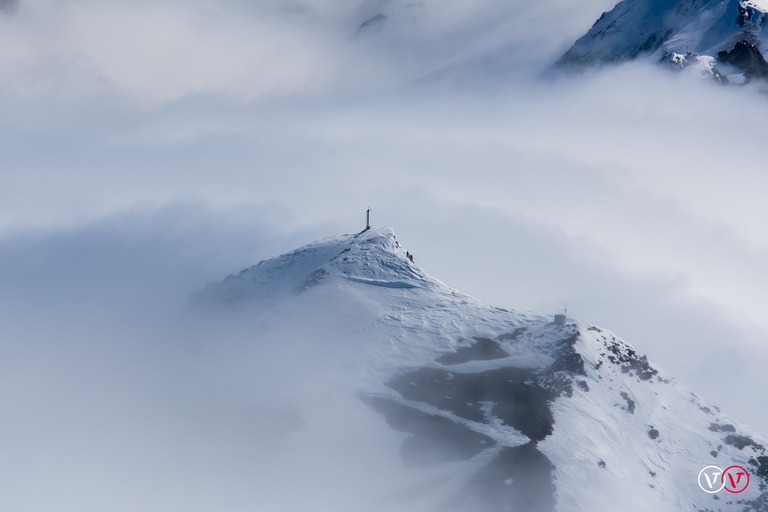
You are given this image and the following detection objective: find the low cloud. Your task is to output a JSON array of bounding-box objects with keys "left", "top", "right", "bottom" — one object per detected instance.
[
  {"left": 1, "top": 1, "right": 768, "bottom": 509},
  {"left": 0, "top": 199, "right": 764, "bottom": 512},
  {"left": 0, "top": 0, "right": 618, "bottom": 107}
]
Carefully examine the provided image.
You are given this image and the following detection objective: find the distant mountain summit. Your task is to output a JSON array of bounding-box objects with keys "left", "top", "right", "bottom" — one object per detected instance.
[
  {"left": 201, "top": 228, "right": 768, "bottom": 511},
  {"left": 555, "top": 0, "right": 768, "bottom": 83}
]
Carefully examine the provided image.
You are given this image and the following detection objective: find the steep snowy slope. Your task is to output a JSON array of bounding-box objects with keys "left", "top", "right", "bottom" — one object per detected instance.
[
  {"left": 555, "top": 0, "right": 768, "bottom": 82},
  {"left": 199, "top": 228, "right": 768, "bottom": 512}
]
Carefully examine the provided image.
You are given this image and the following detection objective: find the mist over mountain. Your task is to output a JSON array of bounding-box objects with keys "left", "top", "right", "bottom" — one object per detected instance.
[
  {"left": 555, "top": 0, "right": 768, "bottom": 84},
  {"left": 2, "top": 3, "right": 768, "bottom": 510},
  {"left": 198, "top": 228, "right": 768, "bottom": 512}
]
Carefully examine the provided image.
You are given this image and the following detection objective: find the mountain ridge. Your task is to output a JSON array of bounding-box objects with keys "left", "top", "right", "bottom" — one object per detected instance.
[
  {"left": 199, "top": 228, "right": 768, "bottom": 511},
  {"left": 554, "top": 0, "right": 768, "bottom": 84}
]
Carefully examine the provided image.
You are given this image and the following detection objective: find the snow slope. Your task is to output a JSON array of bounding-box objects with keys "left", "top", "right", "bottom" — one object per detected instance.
[
  {"left": 199, "top": 228, "right": 768, "bottom": 512},
  {"left": 555, "top": 0, "right": 768, "bottom": 82}
]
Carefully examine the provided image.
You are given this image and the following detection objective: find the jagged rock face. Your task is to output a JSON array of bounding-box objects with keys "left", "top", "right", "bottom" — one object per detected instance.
[
  {"left": 555, "top": 0, "right": 768, "bottom": 81},
  {"left": 365, "top": 321, "right": 768, "bottom": 511},
  {"left": 718, "top": 39, "right": 768, "bottom": 78}
]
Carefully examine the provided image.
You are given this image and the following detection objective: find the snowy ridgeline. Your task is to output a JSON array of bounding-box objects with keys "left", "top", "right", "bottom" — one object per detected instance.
[
  {"left": 199, "top": 228, "right": 768, "bottom": 512},
  {"left": 555, "top": 0, "right": 768, "bottom": 85}
]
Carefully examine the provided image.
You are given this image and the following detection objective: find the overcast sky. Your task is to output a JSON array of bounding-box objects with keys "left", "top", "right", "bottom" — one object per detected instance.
[{"left": 1, "top": 1, "right": 768, "bottom": 508}]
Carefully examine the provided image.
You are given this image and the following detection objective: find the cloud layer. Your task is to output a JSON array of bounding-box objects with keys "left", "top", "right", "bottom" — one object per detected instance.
[
  {"left": 0, "top": 0, "right": 621, "bottom": 107},
  {"left": 1, "top": 1, "right": 768, "bottom": 509}
]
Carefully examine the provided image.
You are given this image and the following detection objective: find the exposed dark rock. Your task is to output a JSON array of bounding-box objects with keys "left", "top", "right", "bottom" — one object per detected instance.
[
  {"left": 724, "top": 434, "right": 764, "bottom": 451},
  {"left": 436, "top": 337, "right": 508, "bottom": 365},
  {"left": 717, "top": 40, "right": 768, "bottom": 80},
  {"left": 301, "top": 268, "right": 328, "bottom": 290},
  {"left": 558, "top": 330, "right": 580, "bottom": 347},
  {"left": 537, "top": 368, "right": 577, "bottom": 399},
  {"left": 548, "top": 331, "right": 586, "bottom": 386},
  {"left": 738, "top": 3, "right": 768, "bottom": 27},
  {"left": 551, "top": 346, "right": 585, "bottom": 374},
  {"left": 605, "top": 338, "right": 658, "bottom": 381},
  {"left": 366, "top": 328, "right": 569, "bottom": 511},
  {"left": 360, "top": 396, "right": 494, "bottom": 467},
  {"left": 388, "top": 367, "right": 556, "bottom": 441},
  {"left": 638, "top": 34, "right": 660, "bottom": 53},
  {"left": 709, "top": 423, "right": 736, "bottom": 433},
  {"left": 443, "top": 443, "right": 556, "bottom": 512},
  {"left": 711, "top": 450, "right": 718, "bottom": 458},
  {"left": 741, "top": 492, "right": 768, "bottom": 512},
  {"left": 749, "top": 456, "right": 768, "bottom": 480},
  {"left": 620, "top": 392, "right": 636, "bottom": 414},
  {"left": 498, "top": 327, "right": 527, "bottom": 341},
  {"left": 738, "top": 4, "right": 750, "bottom": 26},
  {"left": 363, "top": 325, "right": 666, "bottom": 510}
]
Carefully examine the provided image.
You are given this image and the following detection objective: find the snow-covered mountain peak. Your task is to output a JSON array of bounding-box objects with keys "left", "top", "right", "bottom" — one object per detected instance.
[
  {"left": 199, "top": 227, "right": 445, "bottom": 305},
  {"left": 554, "top": 0, "right": 768, "bottom": 84},
  {"left": 196, "top": 231, "right": 768, "bottom": 512}
]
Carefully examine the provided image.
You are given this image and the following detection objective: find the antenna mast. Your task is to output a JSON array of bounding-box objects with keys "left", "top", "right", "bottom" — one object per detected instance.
[{"left": 366, "top": 208, "right": 371, "bottom": 230}]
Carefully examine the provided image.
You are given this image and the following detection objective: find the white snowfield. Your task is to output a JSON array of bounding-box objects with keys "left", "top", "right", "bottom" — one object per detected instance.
[
  {"left": 743, "top": 0, "right": 768, "bottom": 14},
  {"left": 201, "top": 228, "right": 768, "bottom": 512}
]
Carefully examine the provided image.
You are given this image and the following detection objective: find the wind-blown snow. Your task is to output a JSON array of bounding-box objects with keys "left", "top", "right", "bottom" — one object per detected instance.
[{"left": 198, "top": 228, "right": 768, "bottom": 512}]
